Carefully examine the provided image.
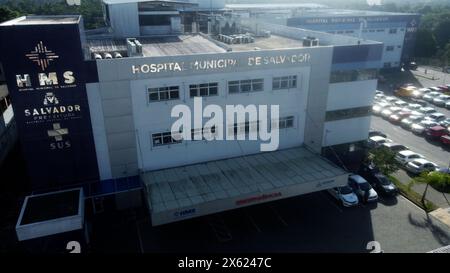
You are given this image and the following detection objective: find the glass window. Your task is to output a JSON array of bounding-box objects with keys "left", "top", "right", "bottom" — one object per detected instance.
[
  {"left": 228, "top": 79, "right": 264, "bottom": 94},
  {"left": 389, "top": 28, "right": 397, "bottom": 34},
  {"left": 325, "top": 106, "right": 372, "bottom": 122},
  {"left": 148, "top": 86, "right": 179, "bottom": 102},
  {"left": 273, "top": 75, "right": 297, "bottom": 90}
]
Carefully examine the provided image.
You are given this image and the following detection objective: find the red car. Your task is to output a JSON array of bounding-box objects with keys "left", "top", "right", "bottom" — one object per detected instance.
[
  {"left": 441, "top": 135, "right": 450, "bottom": 146},
  {"left": 425, "top": 125, "right": 448, "bottom": 140}
]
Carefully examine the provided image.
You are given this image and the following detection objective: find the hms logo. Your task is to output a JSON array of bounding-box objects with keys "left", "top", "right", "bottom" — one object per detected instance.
[{"left": 26, "top": 41, "right": 59, "bottom": 71}]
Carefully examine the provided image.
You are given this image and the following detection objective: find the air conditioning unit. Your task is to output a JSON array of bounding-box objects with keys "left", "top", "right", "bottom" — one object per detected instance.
[{"left": 303, "top": 36, "right": 319, "bottom": 47}]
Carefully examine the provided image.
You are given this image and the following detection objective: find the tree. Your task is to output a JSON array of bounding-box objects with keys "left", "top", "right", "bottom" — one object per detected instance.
[
  {"left": 415, "top": 28, "right": 438, "bottom": 58},
  {"left": 367, "top": 147, "right": 400, "bottom": 175},
  {"left": 0, "top": 6, "right": 20, "bottom": 23},
  {"left": 408, "top": 171, "right": 450, "bottom": 208},
  {"left": 434, "top": 18, "right": 450, "bottom": 49}
]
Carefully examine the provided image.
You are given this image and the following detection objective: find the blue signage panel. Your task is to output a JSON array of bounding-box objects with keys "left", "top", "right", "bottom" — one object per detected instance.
[{"left": 0, "top": 18, "right": 99, "bottom": 189}]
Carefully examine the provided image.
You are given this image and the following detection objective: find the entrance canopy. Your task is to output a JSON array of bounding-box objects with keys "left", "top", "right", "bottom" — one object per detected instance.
[{"left": 142, "top": 146, "right": 348, "bottom": 226}]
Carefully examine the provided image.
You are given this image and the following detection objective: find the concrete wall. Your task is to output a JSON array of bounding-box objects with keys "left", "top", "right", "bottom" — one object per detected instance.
[
  {"left": 326, "top": 80, "right": 376, "bottom": 111},
  {"left": 130, "top": 67, "right": 309, "bottom": 171},
  {"left": 323, "top": 116, "right": 371, "bottom": 147}
]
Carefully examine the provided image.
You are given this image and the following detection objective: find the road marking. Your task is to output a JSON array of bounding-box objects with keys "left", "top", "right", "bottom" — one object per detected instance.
[
  {"left": 320, "top": 192, "right": 343, "bottom": 213},
  {"left": 244, "top": 209, "right": 262, "bottom": 233},
  {"left": 135, "top": 218, "right": 145, "bottom": 253},
  {"left": 268, "top": 204, "right": 289, "bottom": 227}
]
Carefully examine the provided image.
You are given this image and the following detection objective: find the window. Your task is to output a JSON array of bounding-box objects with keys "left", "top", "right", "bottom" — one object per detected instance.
[
  {"left": 383, "top": 62, "right": 392, "bottom": 68},
  {"left": 386, "top": 46, "right": 394, "bottom": 51},
  {"left": 229, "top": 121, "right": 260, "bottom": 137},
  {"left": 191, "top": 126, "right": 217, "bottom": 141},
  {"left": 189, "top": 82, "right": 218, "bottom": 97},
  {"left": 139, "top": 15, "right": 171, "bottom": 26},
  {"left": 272, "top": 75, "right": 297, "bottom": 90},
  {"left": 369, "top": 29, "right": 375, "bottom": 33},
  {"left": 330, "top": 69, "right": 378, "bottom": 83},
  {"left": 376, "top": 29, "right": 385, "bottom": 32},
  {"left": 277, "top": 116, "right": 295, "bottom": 129},
  {"left": 148, "top": 86, "right": 179, "bottom": 102},
  {"left": 389, "top": 28, "right": 397, "bottom": 34},
  {"left": 397, "top": 45, "right": 402, "bottom": 49},
  {"left": 337, "top": 31, "right": 344, "bottom": 34},
  {"left": 325, "top": 106, "right": 372, "bottom": 122},
  {"left": 228, "top": 79, "right": 263, "bottom": 94},
  {"left": 152, "top": 131, "right": 182, "bottom": 147},
  {"left": 345, "top": 30, "right": 354, "bottom": 34}
]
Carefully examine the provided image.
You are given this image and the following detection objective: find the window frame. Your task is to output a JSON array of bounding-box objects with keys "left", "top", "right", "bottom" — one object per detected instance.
[{"left": 148, "top": 86, "right": 180, "bottom": 102}]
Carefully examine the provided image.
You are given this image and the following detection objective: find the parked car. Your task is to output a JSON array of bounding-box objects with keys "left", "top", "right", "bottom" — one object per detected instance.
[
  {"left": 381, "top": 143, "right": 409, "bottom": 153},
  {"left": 372, "top": 102, "right": 390, "bottom": 115},
  {"left": 408, "top": 103, "right": 422, "bottom": 110},
  {"left": 381, "top": 106, "right": 402, "bottom": 119},
  {"left": 409, "top": 98, "right": 428, "bottom": 107},
  {"left": 358, "top": 163, "right": 398, "bottom": 197},
  {"left": 412, "top": 88, "right": 430, "bottom": 99},
  {"left": 411, "top": 120, "right": 439, "bottom": 134},
  {"left": 384, "top": 96, "right": 399, "bottom": 104},
  {"left": 368, "top": 136, "right": 392, "bottom": 148},
  {"left": 445, "top": 101, "right": 450, "bottom": 109},
  {"left": 395, "top": 150, "right": 424, "bottom": 165},
  {"left": 432, "top": 95, "right": 450, "bottom": 106},
  {"left": 424, "top": 112, "right": 446, "bottom": 123},
  {"left": 394, "top": 100, "right": 408, "bottom": 107},
  {"left": 389, "top": 109, "right": 411, "bottom": 123},
  {"left": 439, "top": 118, "right": 450, "bottom": 127},
  {"left": 423, "top": 91, "right": 441, "bottom": 102},
  {"left": 418, "top": 106, "right": 437, "bottom": 116},
  {"left": 348, "top": 174, "right": 379, "bottom": 203},
  {"left": 438, "top": 85, "right": 449, "bottom": 92},
  {"left": 374, "top": 94, "right": 385, "bottom": 101},
  {"left": 368, "top": 130, "right": 387, "bottom": 138},
  {"left": 441, "top": 135, "right": 450, "bottom": 147},
  {"left": 327, "top": 186, "right": 359, "bottom": 207},
  {"left": 405, "top": 159, "right": 438, "bottom": 174},
  {"left": 429, "top": 87, "right": 441, "bottom": 92},
  {"left": 375, "top": 90, "right": 384, "bottom": 95},
  {"left": 425, "top": 125, "right": 448, "bottom": 140},
  {"left": 434, "top": 167, "right": 450, "bottom": 174},
  {"left": 401, "top": 115, "right": 424, "bottom": 130}
]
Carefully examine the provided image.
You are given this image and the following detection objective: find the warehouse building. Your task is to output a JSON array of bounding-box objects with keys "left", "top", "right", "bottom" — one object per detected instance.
[{"left": 0, "top": 1, "right": 382, "bottom": 238}]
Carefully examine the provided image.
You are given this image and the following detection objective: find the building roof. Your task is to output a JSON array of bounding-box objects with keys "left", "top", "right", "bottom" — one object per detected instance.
[
  {"left": 226, "top": 3, "right": 327, "bottom": 10},
  {"left": 103, "top": 0, "right": 196, "bottom": 5},
  {"left": 0, "top": 15, "right": 80, "bottom": 26},
  {"left": 294, "top": 8, "right": 419, "bottom": 18},
  {"left": 143, "top": 146, "right": 347, "bottom": 215}
]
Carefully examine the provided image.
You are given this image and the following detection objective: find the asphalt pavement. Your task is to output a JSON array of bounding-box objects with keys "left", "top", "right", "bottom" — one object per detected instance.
[{"left": 89, "top": 191, "right": 450, "bottom": 253}]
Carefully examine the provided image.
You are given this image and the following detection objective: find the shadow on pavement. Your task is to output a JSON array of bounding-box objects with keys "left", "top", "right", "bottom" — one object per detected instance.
[
  {"left": 378, "top": 196, "right": 398, "bottom": 206},
  {"left": 408, "top": 213, "right": 450, "bottom": 246}
]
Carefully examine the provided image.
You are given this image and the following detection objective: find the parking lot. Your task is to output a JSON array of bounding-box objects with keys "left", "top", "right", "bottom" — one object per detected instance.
[{"left": 89, "top": 191, "right": 450, "bottom": 253}]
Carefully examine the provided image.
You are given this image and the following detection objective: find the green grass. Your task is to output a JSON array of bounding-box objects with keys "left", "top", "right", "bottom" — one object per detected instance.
[{"left": 388, "top": 175, "right": 439, "bottom": 213}]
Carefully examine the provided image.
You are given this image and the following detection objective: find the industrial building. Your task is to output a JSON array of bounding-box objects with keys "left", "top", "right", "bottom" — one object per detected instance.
[{"left": 0, "top": 0, "right": 383, "bottom": 240}]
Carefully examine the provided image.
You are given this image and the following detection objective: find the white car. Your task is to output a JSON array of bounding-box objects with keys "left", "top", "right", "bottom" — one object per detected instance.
[
  {"left": 408, "top": 103, "right": 422, "bottom": 110},
  {"left": 418, "top": 107, "right": 437, "bottom": 116},
  {"left": 348, "top": 175, "right": 378, "bottom": 203},
  {"left": 412, "top": 88, "right": 431, "bottom": 99},
  {"left": 432, "top": 95, "right": 450, "bottom": 106},
  {"left": 394, "top": 100, "right": 408, "bottom": 107},
  {"left": 446, "top": 101, "right": 450, "bottom": 109},
  {"left": 430, "top": 87, "right": 441, "bottom": 92},
  {"left": 411, "top": 120, "right": 439, "bottom": 134},
  {"left": 406, "top": 159, "right": 438, "bottom": 174},
  {"left": 423, "top": 91, "right": 441, "bottom": 102},
  {"left": 395, "top": 150, "right": 424, "bottom": 165},
  {"left": 375, "top": 90, "right": 384, "bottom": 95},
  {"left": 384, "top": 96, "right": 398, "bottom": 104},
  {"left": 424, "top": 112, "right": 446, "bottom": 123},
  {"left": 381, "top": 106, "right": 402, "bottom": 119},
  {"left": 374, "top": 94, "right": 385, "bottom": 101},
  {"left": 368, "top": 136, "right": 392, "bottom": 148},
  {"left": 372, "top": 102, "right": 391, "bottom": 115},
  {"left": 401, "top": 115, "right": 424, "bottom": 129},
  {"left": 327, "top": 186, "right": 359, "bottom": 207}
]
